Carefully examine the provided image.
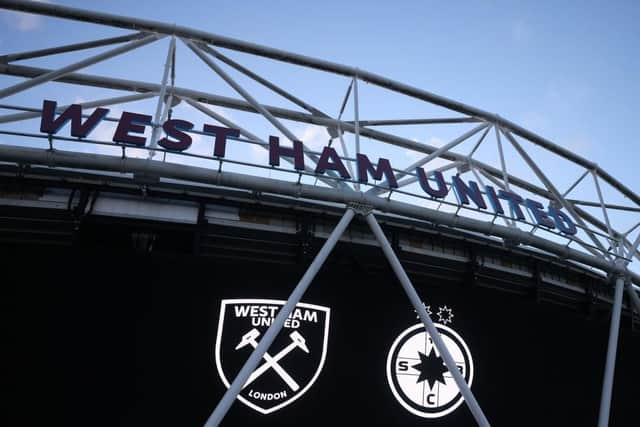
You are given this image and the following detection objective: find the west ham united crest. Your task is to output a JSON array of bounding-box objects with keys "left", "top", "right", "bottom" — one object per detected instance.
[
  {"left": 215, "top": 299, "right": 330, "bottom": 414},
  {"left": 386, "top": 307, "right": 473, "bottom": 419}
]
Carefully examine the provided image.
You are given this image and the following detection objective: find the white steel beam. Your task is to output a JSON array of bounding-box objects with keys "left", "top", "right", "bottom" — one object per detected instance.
[
  {"left": 197, "top": 43, "right": 327, "bottom": 118},
  {"left": 365, "top": 213, "right": 491, "bottom": 427},
  {"left": 1, "top": 0, "right": 638, "bottom": 211},
  {"left": 336, "top": 122, "right": 355, "bottom": 181},
  {"left": 592, "top": 171, "right": 614, "bottom": 240},
  {"left": 377, "top": 161, "right": 463, "bottom": 197},
  {"left": 185, "top": 39, "right": 347, "bottom": 188},
  {"left": 1, "top": 144, "right": 639, "bottom": 283},
  {"left": 367, "top": 123, "right": 488, "bottom": 196},
  {"left": 623, "top": 221, "right": 640, "bottom": 237},
  {"left": 628, "top": 231, "right": 640, "bottom": 260},
  {"left": 0, "top": 92, "right": 157, "bottom": 124},
  {"left": 0, "top": 33, "right": 161, "bottom": 100},
  {"left": 495, "top": 124, "right": 511, "bottom": 191},
  {"left": 0, "top": 62, "right": 631, "bottom": 224},
  {"left": 567, "top": 200, "right": 640, "bottom": 213},
  {"left": 500, "top": 128, "right": 612, "bottom": 259},
  {"left": 148, "top": 37, "right": 176, "bottom": 157},
  {"left": 468, "top": 125, "right": 492, "bottom": 158},
  {"left": 185, "top": 39, "right": 300, "bottom": 151},
  {"left": 338, "top": 79, "right": 353, "bottom": 119},
  {"left": 0, "top": 62, "right": 586, "bottom": 199},
  {"left": 400, "top": 123, "right": 488, "bottom": 179},
  {"left": 354, "top": 117, "right": 481, "bottom": 126},
  {"left": 184, "top": 98, "right": 340, "bottom": 189},
  {"left": 468, "top": 161, "right": 514, "bottom": 228},
  {"left": 353, "top": 75, "right": 361, "bottom": 159},
  {"left": 352, "top": 75, "right": 361, "bottom": 191},
  {"left": 597, "top": 256, "right": 626, "bottom": 427},
  {"left": 562, "top": 170, "right": 590, "bottom": 198},
  {"left": 336, "top": 81, "right": 355, "bottom": 182},
  {"left": 1, "top": 31, "right": 147, "bottom": 63}
]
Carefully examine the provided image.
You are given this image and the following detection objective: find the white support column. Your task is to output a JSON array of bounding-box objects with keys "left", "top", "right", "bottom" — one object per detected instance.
[
  {"left": 353, "top": 74, "right": 361, "bottom": 166},
  {"left": 337, "top": 123, "right": 355, "bottom": 180},
  {"left": 337, "top": 80, "right": 355, "bottom": 189},
  {"left": 365, "top": 212, "right": 491, "bottom": 427},
  {"left": 592, "top": 171, "right": 614, "bottom": 240},
  {"left": 495, "top": 124, "right": 511, "bottom": 191},
  {"left": 203, "top": 208, "right": 355, "bottom": 427},
  {"left": 148, "top": 37, "right": 176, "bottom": 158},
  {"left": 597, "top": 256, "right": 627, "bottom": 427}
]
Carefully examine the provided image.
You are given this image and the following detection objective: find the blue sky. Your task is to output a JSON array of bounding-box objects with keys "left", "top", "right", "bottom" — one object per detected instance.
[
  {"left": 2, "top": 0, "right": 638, "bottom": 154},
  {"left": 0, "top": 0, "right": 638, "bottom": 259}
]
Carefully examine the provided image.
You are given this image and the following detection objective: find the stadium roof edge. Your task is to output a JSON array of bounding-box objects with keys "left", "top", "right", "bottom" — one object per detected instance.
[
  {"left": 0, "top": 143, "right": 637, "bottom": 286},
  {"left": 0, "top": 0, "right": 637, "bottom": 207}
]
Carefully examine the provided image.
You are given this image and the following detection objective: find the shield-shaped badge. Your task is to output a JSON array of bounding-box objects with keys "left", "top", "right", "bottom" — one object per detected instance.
[{"left": 215, "top": 299, "right": 330, "bottom": 414}]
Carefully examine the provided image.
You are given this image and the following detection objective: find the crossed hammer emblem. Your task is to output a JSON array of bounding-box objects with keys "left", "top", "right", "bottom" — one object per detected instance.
[{"left": 235, "top": 328, "right": 309, "bottom": 391}]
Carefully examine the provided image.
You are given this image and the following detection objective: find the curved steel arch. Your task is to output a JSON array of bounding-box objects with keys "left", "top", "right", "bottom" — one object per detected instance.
[
  {"left": 0, "top": 2, "right": 638, "bottom": 426},
  {"left": 0, "top": 0, "right": 635, "bottom": 205}
]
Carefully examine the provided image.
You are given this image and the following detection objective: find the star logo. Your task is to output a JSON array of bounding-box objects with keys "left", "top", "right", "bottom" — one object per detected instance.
[
  {"left": 386, "top": 323, "right": 473, "bottom": 419},
  {"left": 412, "top": 347, "right": 448, "bottom": 390},
  {"left": 437, "top": 305, "right": 454, "bottom": 325},
  {"left": 414, "top": 303, "right": 432, "bottom": 319}
]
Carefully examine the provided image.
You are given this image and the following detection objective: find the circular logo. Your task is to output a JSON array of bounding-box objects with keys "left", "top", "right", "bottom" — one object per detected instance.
[{"left": 386, "top": 323, "right": 473, "bottom": 418}]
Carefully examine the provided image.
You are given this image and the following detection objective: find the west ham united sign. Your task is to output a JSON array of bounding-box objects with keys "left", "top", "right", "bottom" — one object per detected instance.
[
  {"left": 215, "top": 299, "right": 330, "bottom": 414},
  {"left": 386, "top": 315, "right": 474, "bottom": 419}
]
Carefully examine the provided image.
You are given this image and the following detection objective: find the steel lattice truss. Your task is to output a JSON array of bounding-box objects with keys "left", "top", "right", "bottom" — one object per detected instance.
[
  {"left": 0, "top": 2, "right": 638, "bottom": 282},
  {"left": 1, "top": 2, "right": 639, "bottom": 426}
]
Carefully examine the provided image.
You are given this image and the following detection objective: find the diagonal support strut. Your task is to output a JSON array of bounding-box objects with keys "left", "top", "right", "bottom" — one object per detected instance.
[
  {"left": 203, "top": 208, "right": 355, "bottom": 427},
  {"left": 364, "top": 212, "right": 491, "bottom": 427}
]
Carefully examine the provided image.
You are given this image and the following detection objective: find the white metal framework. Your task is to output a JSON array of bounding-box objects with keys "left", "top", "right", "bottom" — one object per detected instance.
[{"left": 0, "top": 1, "right": 638, "bottom": 426}]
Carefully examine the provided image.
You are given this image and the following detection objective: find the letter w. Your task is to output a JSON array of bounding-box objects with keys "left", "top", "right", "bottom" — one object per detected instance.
[
  {"left": 40, "top": 99, "right": 108, "bottom": 138},
  {"left": 234, "top": 306, "right": 251, "bottom": 317}
]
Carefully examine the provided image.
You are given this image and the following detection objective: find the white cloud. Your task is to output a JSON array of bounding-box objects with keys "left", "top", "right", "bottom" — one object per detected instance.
[
  {"left": 298, "top": 124, "right": 329, "bottom": 152},
  {"left": 1, "top": 0, "right": 51, "bottom": 32},
  {"left": 185, "top": 131, "right": 209, "bottom": 156}
]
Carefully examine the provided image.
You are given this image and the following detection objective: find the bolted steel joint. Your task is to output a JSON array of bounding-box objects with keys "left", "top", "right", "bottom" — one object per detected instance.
[{"left": 348, "top": 202, "right": 373, "bottom": 216}]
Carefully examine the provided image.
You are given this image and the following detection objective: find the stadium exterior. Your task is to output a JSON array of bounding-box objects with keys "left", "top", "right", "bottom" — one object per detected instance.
[{"left": 2, "top": 2, "right": 639, "bottom": 426}]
